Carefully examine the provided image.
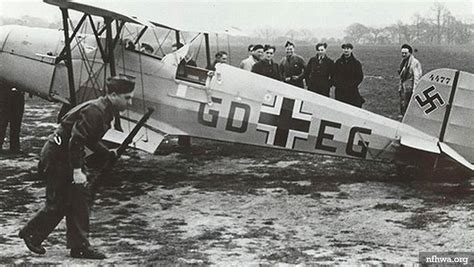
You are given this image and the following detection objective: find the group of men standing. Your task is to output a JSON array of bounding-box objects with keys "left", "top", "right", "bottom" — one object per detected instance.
[
  {"left": 239, "top": 41, "right": 365, "bottom": 108},
  {"left": 239, "top": 41, "right": 421, "bottom": 111}
]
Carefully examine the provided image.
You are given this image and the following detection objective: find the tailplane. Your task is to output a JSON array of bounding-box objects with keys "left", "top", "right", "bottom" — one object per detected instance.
[{"left": 402, "top": 68, "right": 474, "bottom": 171}]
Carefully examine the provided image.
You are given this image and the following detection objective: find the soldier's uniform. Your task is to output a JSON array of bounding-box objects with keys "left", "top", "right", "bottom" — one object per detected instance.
[
  {"left": 19, "top": 96, "right": 117, "bottom": 251},
  {"left": 279, "top": 54, "right": 306, "bottom": 88}
]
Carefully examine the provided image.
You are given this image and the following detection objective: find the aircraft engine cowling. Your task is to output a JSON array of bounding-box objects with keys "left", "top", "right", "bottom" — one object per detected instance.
[{"left": 0, "top": 25, "right": 62, "bottom": 99}]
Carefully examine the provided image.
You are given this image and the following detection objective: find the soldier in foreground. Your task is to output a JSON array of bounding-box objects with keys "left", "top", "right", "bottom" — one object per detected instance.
[{"left": 18, "top": 76, "right": 135, "bottom": 259}]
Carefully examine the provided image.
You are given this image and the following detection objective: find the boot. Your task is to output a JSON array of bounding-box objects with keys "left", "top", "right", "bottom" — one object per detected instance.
[
  {"left": 70, "top": 247, "right": 106, "bottom": 259},
  {"left": 18, "top": 230, "right": 46, "bottom": 255}
]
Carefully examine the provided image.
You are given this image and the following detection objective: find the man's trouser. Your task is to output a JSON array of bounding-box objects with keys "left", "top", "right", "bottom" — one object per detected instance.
[
  {"left": 335, "top": 87, "right": 364, "bottom": 108},
  {"left": 20, "top": 140, "right": 91, "bottom": 249},
  {"left": 309, "top": 86, "right": 330, "bottom": 97},
  {"left": 9, "top": 91, "right": 24, "bottom": 151},
  {"left": 0, "top": 103, "right": 8, "bottom": 149},
  {"left": 285, "top": 79, "right": 304, "bottom": 89},
  {"left": 0, "top": 91, "right": 24, "bottom": 150},
  {"left": 400, "top": 91, "right": 413, "bottom": 116}
]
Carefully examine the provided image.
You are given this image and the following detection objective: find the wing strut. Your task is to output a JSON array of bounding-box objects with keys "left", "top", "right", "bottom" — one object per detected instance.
[
  {"left": 105, "top": 18, "right": 116, "bottom": 76},
  {"left": 204, "top": 33, "right": 211, "bottom": 69},
  {"left": 60, "top": 8, "right": 77, "bottom": 106},
  {"left": 116, "top": 108, "right": 155, "bottom": 157},
  {"left": 55, "top": 13, "right": 87, "bottom": 64}
]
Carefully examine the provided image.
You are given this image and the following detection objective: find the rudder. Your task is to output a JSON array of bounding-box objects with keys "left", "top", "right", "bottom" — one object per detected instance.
[{"left": 403, "top": 68, "right": 474, "bottom": 166}]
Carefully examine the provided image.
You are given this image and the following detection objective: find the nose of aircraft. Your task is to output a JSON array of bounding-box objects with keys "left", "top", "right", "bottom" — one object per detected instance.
[{"left": 0, "top": 25, "right": 63, "bottom": 98}]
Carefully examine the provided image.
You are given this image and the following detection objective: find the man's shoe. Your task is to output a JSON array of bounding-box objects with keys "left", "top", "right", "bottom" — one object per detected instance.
[
  {"left": 70, "top": 247, "right": 106, "bottom": 260},
  {"left": 18, "top": 230, "right": 46, "bottom": 255}
]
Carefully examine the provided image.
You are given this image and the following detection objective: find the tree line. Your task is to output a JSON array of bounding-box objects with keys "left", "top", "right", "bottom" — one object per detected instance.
[
  {"left": 2, "top": 3, "right": 472, "bottom": 46},
  {"left": 247, "top": 3, "right": 473, "bottom": 46},
  {"left": 344, "top": 3, "right": 473, "bottom": 45}
]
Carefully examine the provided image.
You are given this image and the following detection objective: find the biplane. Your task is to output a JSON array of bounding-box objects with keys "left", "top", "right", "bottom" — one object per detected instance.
[{"left": 0, "top": 0, "right": 473, "bottom": 174}]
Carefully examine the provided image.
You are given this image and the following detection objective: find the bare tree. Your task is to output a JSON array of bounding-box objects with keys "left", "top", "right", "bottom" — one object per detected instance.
[
  {"left": 368, "top": 27, "right": 384, "bottom": 44},
  {"left": 344, "top": 23, "right": 370, "bottom": 44},
  {"left": 299, "top": 29, "right": 314, "bottom": 42},
  {"left": 412, "top": 13, "right": 424, "bottom": 43},
  {"left": 285, "top": 29, "right": 299, "bottom": 41},
  {"left": 396, "top": 21, "right": 414, "bottom": 44},
  {"left": 430, "top": 3, "right": 450, "bottom": 44},
  {"left": 254, "top": 27, "right": 280, "bottom": 43}
]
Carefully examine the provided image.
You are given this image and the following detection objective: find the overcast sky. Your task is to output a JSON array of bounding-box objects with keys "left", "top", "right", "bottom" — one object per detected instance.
[{"left": 1, "top": 0, "right": 473, "bottom": 37}]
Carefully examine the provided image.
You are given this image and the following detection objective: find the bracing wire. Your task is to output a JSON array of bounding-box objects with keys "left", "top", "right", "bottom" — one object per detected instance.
[
  {"left": 195, "top": 34, "right": 203, "bottom": 64},
  {"left": 152, "top": 29, "right": 171, "bottom": 57},
  {"left": 71, "top": 17, "right": 102, "bottom": 101}
]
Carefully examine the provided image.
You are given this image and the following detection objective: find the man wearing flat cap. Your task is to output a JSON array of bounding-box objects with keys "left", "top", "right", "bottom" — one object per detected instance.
[
  {"left": 19, "top": 76, "right": 135, "bottom": 259},
  {"left": 398, "top": 43, "right": 422, "bottom": 116},
  {"left": 332, "top": 43, "right": 365, "bottom": 107},
  {"left": 252, "top": 45, "right": 282, "bottom": 81},
  {"left": 240, "top": 44, "right": 263, "bottom": 71}
]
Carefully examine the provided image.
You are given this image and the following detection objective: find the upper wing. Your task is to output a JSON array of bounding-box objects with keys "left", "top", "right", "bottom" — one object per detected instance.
[{"left": 44, "top": 0, "right": 145, "bottom": 25}]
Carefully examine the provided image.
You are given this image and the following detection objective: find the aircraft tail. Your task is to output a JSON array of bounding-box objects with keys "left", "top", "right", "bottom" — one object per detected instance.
[{"left": 402, "top": 68, "right": 474, "bottom": 171}]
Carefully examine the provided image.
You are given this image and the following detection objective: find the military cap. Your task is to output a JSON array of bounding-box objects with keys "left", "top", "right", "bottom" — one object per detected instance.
[
  {"left": 341, "top": 43, "right": 354, "bottom": 49},
  {"left": 107, "top": 75, "right": 135, "bottom": 94}
]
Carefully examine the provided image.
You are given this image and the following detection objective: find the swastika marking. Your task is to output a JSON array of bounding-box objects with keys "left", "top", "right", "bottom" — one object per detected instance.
[{"left": 414, "top": 86, "right": 445, "bottom": 115}]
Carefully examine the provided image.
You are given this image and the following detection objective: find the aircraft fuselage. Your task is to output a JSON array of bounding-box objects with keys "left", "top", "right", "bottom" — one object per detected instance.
[{"left": 0, "top": 25, "right": 439, "bottom": 165}]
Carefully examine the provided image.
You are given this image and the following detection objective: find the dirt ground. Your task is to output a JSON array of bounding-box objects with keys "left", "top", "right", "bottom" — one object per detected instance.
[{"left": 0, "top": 94, "right": 473, "bottom": 266}]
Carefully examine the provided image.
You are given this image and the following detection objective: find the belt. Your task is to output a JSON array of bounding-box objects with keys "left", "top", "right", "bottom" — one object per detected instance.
[
  {"left": 53, "top": 133, "right": 62, "bottom": 146},
  {"left": 48, "top": 133, "right": 68, "bottom": 147}
]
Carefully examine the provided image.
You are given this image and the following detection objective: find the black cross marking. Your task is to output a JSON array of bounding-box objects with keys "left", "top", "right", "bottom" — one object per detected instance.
[
  {"left": 414, "top": 86, "right": 445, "bottom": 115},
  {"left": 258, "top": 98, "right": 310, "bottom": 147}
]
